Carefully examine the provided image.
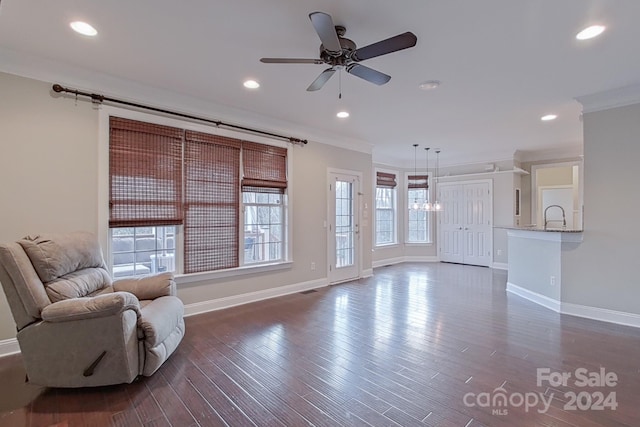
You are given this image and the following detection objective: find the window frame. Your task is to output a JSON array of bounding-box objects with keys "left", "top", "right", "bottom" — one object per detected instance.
[
  {"left": 374, "top": 168, "right": 398, "bottom": 247},
  {"left": 404, "top": 171, "right": 432, "bottom": 245},
  {"left": 99, "top": 106, "right": 293, "bottom": 282}
]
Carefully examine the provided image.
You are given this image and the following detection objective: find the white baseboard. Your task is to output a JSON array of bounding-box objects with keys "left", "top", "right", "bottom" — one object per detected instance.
[
  {"left": 361, "top": 268, "right": 374, "bottom": 278},
  {"left": 372, "top": 256, "right": 439, "bottom": 268},
  {"left": 492, "top": 262, "right": 508, "bottom": 270},
  {"left": 562, "top": 302, "right": 640, "bottom": 329},
  {"left": 404, "top": 256, "right": 440, "bottom": 263},
  {"left": 506, "top": 282, "right": 561, "bottom": 312},
  {"left": 0, "top": 338, "right": 20, "bottom": 358},
  {"left": 372, "top": 257, "right": 405, "bottom": 268},
  {"left": 184, "top": 278, "right": 328, "bottom": 317},
  {"left": 507, "top": 282, "right": 640, "bottom": 329}
]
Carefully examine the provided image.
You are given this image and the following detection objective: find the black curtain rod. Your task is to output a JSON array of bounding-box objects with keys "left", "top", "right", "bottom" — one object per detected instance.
[{"left": 51, "top": 84, "right": 308, "bottom": 145}]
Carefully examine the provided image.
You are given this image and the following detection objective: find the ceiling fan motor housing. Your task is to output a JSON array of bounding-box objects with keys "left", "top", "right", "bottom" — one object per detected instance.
[{"left": 320, "top": 35, "right": 357, "bottom": 65}]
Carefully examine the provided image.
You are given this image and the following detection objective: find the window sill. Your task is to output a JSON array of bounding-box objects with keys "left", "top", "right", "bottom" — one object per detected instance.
[
  {"left": 374, "top": 243, "right": 400, "bottom": 249},
  {"left": 404, "top": 242, "right": 434, "bottom": 247},
  {"left": 176, "top": 261, "right": 293, "bottom": 285}
]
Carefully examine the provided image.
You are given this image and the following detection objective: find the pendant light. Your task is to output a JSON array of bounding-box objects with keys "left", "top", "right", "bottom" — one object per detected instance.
[
  {"left": 423, "top": 147, "right": 432, "bottom": 211},
  {"left": 434, "top": 149, "right": 442, "bottom": 211},
  {"left": 410, "top": 144, "right": 421, "bottom": 210}
]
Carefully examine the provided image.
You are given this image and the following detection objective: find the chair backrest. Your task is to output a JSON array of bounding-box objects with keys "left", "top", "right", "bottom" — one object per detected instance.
[{"left": 0, "top": 232, "right": 113, "bottom": 330}]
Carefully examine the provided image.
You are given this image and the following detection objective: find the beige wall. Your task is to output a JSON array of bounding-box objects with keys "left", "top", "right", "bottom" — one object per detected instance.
[
  {"left": 0, "top": 73, "right": 99, "bottom": 339},
  {"left": 0, "top": 72, "right": 373, "bottom": 340},
  {"left": 562, "top": 102, "right": 640, "bottom": 314},
  {"left": 536, "top": 166, "right": 573, "bottom": 187}
]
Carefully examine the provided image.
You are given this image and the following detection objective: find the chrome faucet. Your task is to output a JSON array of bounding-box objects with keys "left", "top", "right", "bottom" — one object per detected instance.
[{"left": 544, "top": 205, "right": 566, "bottom": 230}]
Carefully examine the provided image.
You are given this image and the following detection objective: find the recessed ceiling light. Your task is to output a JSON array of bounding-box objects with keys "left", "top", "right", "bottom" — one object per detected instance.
[
  {"left": 336, "top": 111, "right": 350, "bottom": 119},
  {"left": 541, "top": 114, "right": 558, "bottom": 121},
  {"left": 419, "top": 80, "right": 441, "bottom": 90},
  {"left": 243, "top": 80, "right": 260, "bottom": 89},
  {"left": 576, "top": 25, "right": 605, "bottom": 40},
  {"left": 70, "top": 21, "right": 98, "bottom": 37}
]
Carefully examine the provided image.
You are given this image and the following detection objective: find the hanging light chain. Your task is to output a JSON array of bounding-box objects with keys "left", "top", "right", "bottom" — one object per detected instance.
[{"left": 424, "top": 147, "right": 432, "bottom": 211}]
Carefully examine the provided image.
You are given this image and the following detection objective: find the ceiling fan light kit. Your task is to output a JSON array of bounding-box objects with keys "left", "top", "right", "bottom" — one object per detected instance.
[{"left": 260, "top": 11, "right": 417, "bottom": 92}]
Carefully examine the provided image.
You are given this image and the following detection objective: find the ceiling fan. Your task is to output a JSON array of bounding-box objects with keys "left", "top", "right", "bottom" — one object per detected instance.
[{"left": 260, "top": 12, "right": 417, "bottom": 91}]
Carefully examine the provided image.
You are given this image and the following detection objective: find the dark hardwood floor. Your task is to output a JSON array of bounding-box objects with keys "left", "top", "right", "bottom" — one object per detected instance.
[{"left": 1, "top": 262, "right": 639, "bottom": 426}]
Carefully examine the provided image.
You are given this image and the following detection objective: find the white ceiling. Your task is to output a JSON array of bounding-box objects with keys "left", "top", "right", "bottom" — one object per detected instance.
[{"left": 1, "top": 0, "right": 640, "bottom": 167}]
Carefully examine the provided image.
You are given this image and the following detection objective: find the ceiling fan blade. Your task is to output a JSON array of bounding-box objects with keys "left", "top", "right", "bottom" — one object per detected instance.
[
  {"left": 352, "top": 32, "right": 417, "bottom": 62},
  {"left": 307, "top": 68, "right": 336, "bottom": 91},
  {"left": 346, "top": 64, "right": 391, "bottom": 85},
  {"left": 309, "top": 12, "right": 342, "bottom": 54},
  {"left": 261, "top": 58, "right": 324, "bottom": 64}
]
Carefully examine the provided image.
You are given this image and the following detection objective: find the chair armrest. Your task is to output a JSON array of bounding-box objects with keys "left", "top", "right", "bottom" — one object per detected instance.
[
  {"left": 113, "top": 272, "right": 176, "bottom": 300},
  {"left": 41, "top": 292, "right": 140, "bottom": 323}
]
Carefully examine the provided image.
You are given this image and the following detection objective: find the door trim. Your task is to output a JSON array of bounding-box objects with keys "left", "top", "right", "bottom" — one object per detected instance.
[{"left": 327, "top": 168, "right": 363, "bottom": 284}]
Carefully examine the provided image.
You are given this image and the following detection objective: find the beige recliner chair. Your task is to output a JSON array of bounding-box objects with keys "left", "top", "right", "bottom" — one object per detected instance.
[{"left": 0, "top": 231, "right": 185, "bottom": 388}]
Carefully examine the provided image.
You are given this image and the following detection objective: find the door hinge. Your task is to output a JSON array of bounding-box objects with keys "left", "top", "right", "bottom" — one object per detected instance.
[
  {"left": 329, "top": 184, "right": 332, "bottom": 191},
  {"left": 329, "top": 265, "right": 332, "bottom": 271}
]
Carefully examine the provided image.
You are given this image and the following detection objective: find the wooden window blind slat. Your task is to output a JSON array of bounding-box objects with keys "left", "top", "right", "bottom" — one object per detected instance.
[
  {"left": 109, "top": 117, "right": 184, "bottom": 227},
  {"left": 407, "top": 174, "right": 429, "bottom": 189},
  {"left": 241, "top": 141, "right": 287, "bottom": 193},
  {"left": 376, "top": 172, "right": 397, "bottom": 188},
  {"left": 184, "top": 131, "right": 241, "bottom": 273}
]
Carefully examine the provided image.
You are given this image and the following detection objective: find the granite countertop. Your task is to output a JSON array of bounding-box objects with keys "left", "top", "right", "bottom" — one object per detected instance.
[{"left": 496, "top": 226, "right": 584, "bottom": 233}]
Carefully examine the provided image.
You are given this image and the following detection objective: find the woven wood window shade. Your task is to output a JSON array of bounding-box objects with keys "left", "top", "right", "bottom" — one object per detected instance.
[
  {"left": 241, "top": 141, "right": 287, "bottom": 193},
  {"left": 408, "top": 175, "right": 429, "bottom": 189},
  {"left": 109, "top": 117, "right": 184, "bottom": 227},
  {"left": 184, "top": 130, "right": 241, "bottom": 273},
  {"left": 376, "top": 172, "right": 397, "bottom": 188}
]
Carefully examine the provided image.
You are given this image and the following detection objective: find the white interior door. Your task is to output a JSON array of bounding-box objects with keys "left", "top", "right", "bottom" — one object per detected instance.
[
  {"left": 328, "top": 172, "right": 360, "bottom": 283},
  {"left": 439, "top": 185, "right": 464, "bottom": 263},
  {"left": 439, "top": 181, "right": 492, "bottom": 267},
  {"left": 462, "top": 183, "right": 492, "bottom": 266}
]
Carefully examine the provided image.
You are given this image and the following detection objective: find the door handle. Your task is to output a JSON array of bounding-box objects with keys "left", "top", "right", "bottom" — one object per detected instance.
[{"left": 458, "top": 227, "right": 463, "bottom": 230}]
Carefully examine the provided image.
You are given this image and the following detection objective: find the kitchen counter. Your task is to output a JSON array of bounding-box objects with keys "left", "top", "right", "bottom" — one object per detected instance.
[
  {"left": 497, "top": 226, "right": 583, "bottom": 244},
  {"left": 497, "top": 226, "right": 583, "bottom": 233}
]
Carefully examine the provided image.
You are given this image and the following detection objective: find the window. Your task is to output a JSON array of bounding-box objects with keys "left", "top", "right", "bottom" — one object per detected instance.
[
  {"left": 407, "top": 174, "right": 430, "bottom": 243},
  {"left": 111, "top": 226, "right": 176, "bottom": 278},
  {"left": 109, "top": 116, "right": 288, "bottom": 277},
  {"left": 375, "top": 171, "right": 397, "bottom": 246},
  {"left": 243, "top": 192, "right": 285, "bottom": 264}
]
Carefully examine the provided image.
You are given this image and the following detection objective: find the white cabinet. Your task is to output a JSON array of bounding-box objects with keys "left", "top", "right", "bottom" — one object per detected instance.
[{"left": 438, "top": 181, "right": 492, "bottom": 267}]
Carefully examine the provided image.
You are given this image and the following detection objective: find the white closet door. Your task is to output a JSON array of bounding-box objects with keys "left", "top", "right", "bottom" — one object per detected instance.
[
  {"left": 439, "top": 185, "right": 464, "bottom": 263},
  {"left": 438, "top": 181, "right": 492, "bottom": 267},
  {"left": 462, "top": 182, "right": 492, "bottom": 267}
]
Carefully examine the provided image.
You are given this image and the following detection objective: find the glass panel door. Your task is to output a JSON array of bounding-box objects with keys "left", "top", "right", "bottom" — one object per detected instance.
[{"left": 329, "top": 172, "right": 359, "bottom": 283}]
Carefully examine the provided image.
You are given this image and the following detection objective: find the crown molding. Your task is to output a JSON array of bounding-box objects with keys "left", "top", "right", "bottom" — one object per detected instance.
[
  {"left": 576, "top": 83, "right": 640, "bottom": 114},
  {"left": 517, "top": 145, "right": 583, "bottom": 163},
  {"left": 0, "top": 47, "right": 373, "bottom": 156}
]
